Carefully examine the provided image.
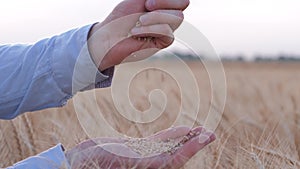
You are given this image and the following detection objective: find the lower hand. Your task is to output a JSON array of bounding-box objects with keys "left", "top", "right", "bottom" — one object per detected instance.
[{"left": 65, "top": 126, "right": 216, "bottom": 169}]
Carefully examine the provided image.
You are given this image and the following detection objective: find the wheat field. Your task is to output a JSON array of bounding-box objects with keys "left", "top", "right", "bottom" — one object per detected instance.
[{"left": 0, "top": 61, "right": 299, "bottom": 168}]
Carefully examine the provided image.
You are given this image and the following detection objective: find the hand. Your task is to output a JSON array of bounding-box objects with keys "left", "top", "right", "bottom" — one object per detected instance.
[
  {"left": 87, "top": 0, "right": 190, "bottom": 71},
  {"left": 65, "top": 126, "right": 216, "bottom": 169}
]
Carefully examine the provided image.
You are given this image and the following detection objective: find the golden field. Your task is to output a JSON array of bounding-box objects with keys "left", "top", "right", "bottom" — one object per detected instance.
[{"left": 0, "top": 61, "right": 299, "bottom": 168}]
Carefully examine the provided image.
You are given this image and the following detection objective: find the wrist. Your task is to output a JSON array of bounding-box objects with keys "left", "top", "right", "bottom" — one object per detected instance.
[{"left": 88, "top": 23, "right": 111, "bottom": 71}]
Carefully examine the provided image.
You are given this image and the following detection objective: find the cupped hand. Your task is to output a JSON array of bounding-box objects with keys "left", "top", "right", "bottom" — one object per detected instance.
[
  {"left": 65, "top": 126, "right": 216, "bottom": 169},
  {"left": 87, "top": 0, "right": 190, "bottom": 71}
]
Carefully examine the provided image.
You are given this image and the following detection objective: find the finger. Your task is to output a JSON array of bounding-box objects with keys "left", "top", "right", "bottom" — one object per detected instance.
[
  {"left": 147, "top": 126, "right": 191, "bottom": 141},
  {"left": 139, "top": 10, "right": 184, "bottom": 31},
  {"left": 131, "top": 23, "right": 173, "bottom": 37},
  {"left": 145, "top": 0, "right": 190, "bottom": 11},
  {"left": 131, "top": 24, "right": 174, "bottom": 47},
  {"left": 177, "top": 131, "right": 216, "bottom": 156},
  {"left": 169, "top": 131, "right": 216, "bottom": 168}
]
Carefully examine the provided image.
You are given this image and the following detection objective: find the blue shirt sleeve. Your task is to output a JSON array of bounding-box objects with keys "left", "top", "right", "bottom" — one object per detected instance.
[
  {"left": 6, "top": 144, "right": 70, "bottom": 169},
  {"left": 1, "top": 24, "right": 115, "bottom": 168},
  {"left": 0, "top": 24, "right": 114, "bottom": 120}
]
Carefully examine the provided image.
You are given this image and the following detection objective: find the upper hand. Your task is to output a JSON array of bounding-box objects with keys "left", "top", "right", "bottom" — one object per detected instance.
[{"left": 87, "top": 0, "right": 190, "bottom": 71}]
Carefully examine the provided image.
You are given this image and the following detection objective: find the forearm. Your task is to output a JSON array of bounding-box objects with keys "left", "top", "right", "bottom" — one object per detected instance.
[{"left": 0, "top": 24, "right": 114, "bottom": 119}]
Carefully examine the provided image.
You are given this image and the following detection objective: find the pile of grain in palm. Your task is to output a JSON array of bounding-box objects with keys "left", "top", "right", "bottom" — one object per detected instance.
[{"left": 124, "top": 138, "right": 181, "bottom": 157}]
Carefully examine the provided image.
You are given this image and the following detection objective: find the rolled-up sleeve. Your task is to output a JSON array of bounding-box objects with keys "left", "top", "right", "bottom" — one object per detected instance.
[{"left": 0, "top": 24, "right": 114, "bottom": 120}]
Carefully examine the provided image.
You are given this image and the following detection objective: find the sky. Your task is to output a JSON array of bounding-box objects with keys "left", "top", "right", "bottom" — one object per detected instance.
[{"left": 1, "top": 0, "right": 300, "bottom": 58}]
